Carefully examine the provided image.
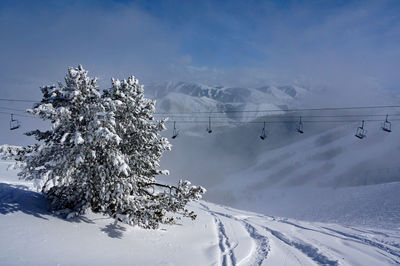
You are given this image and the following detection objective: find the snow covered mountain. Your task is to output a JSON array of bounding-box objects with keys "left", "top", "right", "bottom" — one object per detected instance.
[
  {"left": 1, "top": 160, "right": 400, "bottom": 265},
  {"left": 146, "top": 81, "right": 309, "bottom": 121}
]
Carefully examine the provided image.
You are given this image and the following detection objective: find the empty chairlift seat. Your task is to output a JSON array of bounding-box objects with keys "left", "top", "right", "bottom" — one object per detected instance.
[
  {"left": 260, "top": 121, "right": 267, "bottom": 140},
  {"left": 355, "top": 120, "right": 367, "bottom": 139},
  {"left": 296, "top": 116, "right": 304, "bottom": 134},
  {"left": 172, "top": 121, "right": 179, "bottom": 139},
  {"left": 381, "top": 114, "right": 392, "bottom": 132},
  {"left": 9, "top": 114, "right": 20, "bottom": 130},
  {"left": 206, "top": 116, "right": 212, "bottom": 134}
]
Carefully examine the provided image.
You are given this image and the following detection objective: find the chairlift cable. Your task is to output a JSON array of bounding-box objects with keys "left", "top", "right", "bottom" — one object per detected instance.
[
  {"left": 1, "top": 110, "right": 400, "bottom": 126},
  {"left": 163, "top": 118, "right": 400, "bottom": 124},
  {"left": 155, "top": 113, "right": 400, "bottom": 119},
  {"left": 2, "top": 102, "right": 400, "bottom": 120},
  {"left": 0, "top": 98, "right": 37, "bottom": 103},
  {"left": 0, "top": 111, "right": 31, "bottom": 118},
  {"left": 0, "top": 106, "right": 27, "bottom": 112},
  {"left": 0, "top": 100, "right": 400, "bottom": 128},
  {"left": 1, "top": 97, "right": 400, "bottom": 114},
  {"left": 154, "top": 104, "right": 400, "bottom": 115}
]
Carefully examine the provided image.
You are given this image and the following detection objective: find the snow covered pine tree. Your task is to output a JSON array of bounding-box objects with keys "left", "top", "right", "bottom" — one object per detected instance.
[{"left": 18, "top": 65, "right": 205, "bottom": 229}]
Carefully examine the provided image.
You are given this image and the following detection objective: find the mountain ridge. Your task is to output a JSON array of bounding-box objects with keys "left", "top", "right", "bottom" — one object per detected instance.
[{"left": 145, "top": 81, "right": 310, "bottom": 122}]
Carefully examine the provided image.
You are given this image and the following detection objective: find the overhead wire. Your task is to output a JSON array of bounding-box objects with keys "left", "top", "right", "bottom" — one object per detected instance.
[
  {"left": 155, "top": 113, "right": 400, "bottom": 119},
  {"left": 0, "top": 98, "right": 37, "bottom": 103},
  {"left": 0, "top": 97, "right": 400, "bottom": 114},
  {"left": 1, "top": 109, "right": 396, "bottom": 125},
  {"left": 0, "top": 106, "right": 28, "bottom": 112},
  {"left": 3, "top": 103, "right": 398, "bottom": 119},
  {"left": 153, "top": 104, "right": 400, "bottom": 115},
  {"left": 0, "top": 96, "right": 399, "bottom": 129},
  {"left": 163, "top": 118, "right": 400, "bottom": 124},
  {"left": 0, "top": 111, "right": 31, "bottom": 118}
]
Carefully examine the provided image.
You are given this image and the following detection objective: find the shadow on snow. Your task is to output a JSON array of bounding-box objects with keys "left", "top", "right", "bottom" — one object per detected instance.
[
  {"left": 100, "top": 222, "right": 127, "bottom": 239},
  {"left": 0, "top": 182, "right": 50, "bottom": 220},
  {"left": 0, "top": 182, "right": 127, "bottom": 238}
]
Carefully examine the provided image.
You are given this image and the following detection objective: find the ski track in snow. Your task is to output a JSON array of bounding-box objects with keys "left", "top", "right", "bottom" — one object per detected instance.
[
  {"left": 201, "top": 203, "right": 271, "bottom": 266},
  {"left": 200, "top": 203, "right": 237, "bottom": 266},
  {"left": 214, "top": 212, "right": 270, "bottom": 265},
  {"left": 280, "top": 219, "right": 400, "bottom": 254},
  {"left": 277, "top": 219, "right": 400, "bottom": 265},
  {"left": 263, "top": 225, "right": 339, "bottom": 265},
  {"left": 241, "top": 221, "right": 270, "bottom": 265},
  {"left": 199, "top": 202, "right": 400, "bottom": 266},
  {"left": 321, "top": 226, "right": 400, "bottom": 264},
  {"left": 265, "top": 229, "right": 305, "bottom": 266},
  {"left": 347, "top": 227, "right": 400, "bottom": 249},
  {"left": 215, "top": 215, "right": 237, "bottom": 266}
]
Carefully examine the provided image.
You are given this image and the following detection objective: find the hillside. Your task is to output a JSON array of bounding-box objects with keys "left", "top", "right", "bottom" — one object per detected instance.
[
  {"left": 1, "top": 81, "right": 400, "bottom": 264},
  {"left": 1, "top": 160, "right": 400, "bottom": 265},
  {"left": 153, "top": 87, "right": 400, "bottom": 229}
]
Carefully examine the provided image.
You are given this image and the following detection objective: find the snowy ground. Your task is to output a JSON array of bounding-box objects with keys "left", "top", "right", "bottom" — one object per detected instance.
[{"left": 1, "top": 160, "right": 400, "bottom": 265}]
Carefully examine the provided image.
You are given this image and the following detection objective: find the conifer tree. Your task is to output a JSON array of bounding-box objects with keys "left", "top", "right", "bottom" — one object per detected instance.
[{"left": 16, "top": 65, "right": 205, "bottom": 228}]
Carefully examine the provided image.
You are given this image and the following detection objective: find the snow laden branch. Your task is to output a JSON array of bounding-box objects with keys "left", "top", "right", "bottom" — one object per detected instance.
[
  {"left": 138, "top": 180, "right": 206, "bottom": 216},
  {"left": 12, "top": 65, "right": 205, "bottom": 229},
  {"left": 0, "top": 145, "right": 24, "bottom": 161}
]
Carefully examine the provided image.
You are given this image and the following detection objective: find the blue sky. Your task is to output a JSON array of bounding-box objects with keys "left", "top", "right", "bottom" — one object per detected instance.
[
  {"left": 0, "top": 0, "right": 400, "bottom": 144},
  {"left": 1, "top": 0, "right": 399, "bottom": 87}
]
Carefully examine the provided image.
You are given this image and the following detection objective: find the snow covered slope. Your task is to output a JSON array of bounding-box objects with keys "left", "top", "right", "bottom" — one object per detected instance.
[
  {"left": 143, "top": 82, "right": 400, "bottom": 230},
  {"left": 158, "top": 110, "right": 400, "bottom": 230},
  {"left": 217, "top": 119, "right": 400, "bottom": 229},
  {"left": 1, "top": 160, "right": 400, "bottom": 265}
]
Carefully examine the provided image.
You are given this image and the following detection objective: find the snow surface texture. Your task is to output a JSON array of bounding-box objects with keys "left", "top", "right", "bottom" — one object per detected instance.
[{"left": 1, "top": 160, "right": 400, "bottom": 265}]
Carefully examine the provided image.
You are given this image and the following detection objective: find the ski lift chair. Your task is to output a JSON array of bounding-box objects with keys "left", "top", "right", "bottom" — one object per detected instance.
[
  {"left": 9, "top": 114, "right": 20, "bottom": 130},
  {"left": 355, "top": 120, "right": 367, "bottom": 139},
  {"left": 260, "top": 122, "right": 267, "bottom": 140},
  {"left": 172, "top": 121, "right": 179, "bottom": 139},
  {"left": 381, "top": 115, "right": 392, "bottom": 133},
  {"left": 206, "top": 116, "right": 212, "bottom": 134},
  {"left": 296, "top": 116, "right": 304, "bottom": 134}
]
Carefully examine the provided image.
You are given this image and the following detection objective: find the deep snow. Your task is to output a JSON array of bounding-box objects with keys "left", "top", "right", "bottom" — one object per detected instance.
[{"left": 1, "top": 160, "right": 400, "bottom": 265}]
